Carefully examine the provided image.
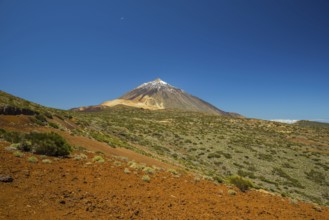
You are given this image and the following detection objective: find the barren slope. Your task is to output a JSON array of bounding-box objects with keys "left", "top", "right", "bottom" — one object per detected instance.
[{"left": 1, "top": 144, "right": 328, "bottom": 220}]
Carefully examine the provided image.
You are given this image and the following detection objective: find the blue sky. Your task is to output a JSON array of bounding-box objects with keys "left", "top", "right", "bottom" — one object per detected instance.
[{"left": 0, "top": 0, "right": 328, "bottom": 121}]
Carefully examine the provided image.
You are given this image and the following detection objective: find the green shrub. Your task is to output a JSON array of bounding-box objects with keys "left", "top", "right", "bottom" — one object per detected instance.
[
  {"left": 142, "top": 175, "right": 151, "bottom": 182},
  {"left": 74, "top": 153, "right": 88, "bottom": 160},
  {"left": 258, "top": 153, "right": 274, "bottom": 161},
  {"left": 207, "top": 152, "right": 221, "bottom": 159},
  {"left": 124, "top": 168, "right": 131, "bottom": 174},
  {"left": 92, "top": 155, "right": 105, "bottom": 163},
  {"left": 143, "top": 167, "right": 155, "bottom": 174},
  {"left": 213, "top": 175, "right": 223, "bottom": 183},
  {"left": 5, "top": 143, "right": 20, "bottom": 151},
  {"left": 19, "top": 132, "right": 72, "bottom": 156},
  {"left": 167, "top": 169, "right": 179, "bottom": 175},
  {"left": 13, "top": 151, "right": 24, "bottom": 157},
  {"left": 228, "top": 176, "right": 254, "bottom": 192},
  {"left": 48, "top": 122, "right": 59, "bottom": 129},
  {"left": 3, "top": 131, "right": 23, "bottom": 143},
  {"left": 129, "top": 161, "right": 146, "bottom": 170},
  {"left": 228, "top": 189, "right": 237, "bottom": 195},
  {"left": 18, "top": 140, "right": 32, "bottom": 152},
  {"left": 258, "top": 176, "right": 278, "bottom": 186},
  {"left": 237, "top": 170, "right": 256, "bottom": 179},
  {"left": 272, "top": 167, "right": 304, "bottom": 189},
  {"left": 0, "top": 128, "right": 6, "bottom": 137},
  {"left": 114, "top": 161, "right": 122, "bottom": 166},
  {"left": 35, "top": 114, "right": 47, "bottom": 125},
  {"left": 305, "top": 169, "right": 328, "bottom": 186},
  {"left": 44, "top": 112, "right": 53, "bottom": 119},
  {"left": 27, "top": 156, "right": 38, "bottom": 163},
  {"left": 74, "top": 145, "right": 87, "bottom": 151}
]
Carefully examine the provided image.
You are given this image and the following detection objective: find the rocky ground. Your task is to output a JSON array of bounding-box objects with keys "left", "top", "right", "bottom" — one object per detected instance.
[{"left": 1, "top": 143, "right": 328, "bottom": 220}]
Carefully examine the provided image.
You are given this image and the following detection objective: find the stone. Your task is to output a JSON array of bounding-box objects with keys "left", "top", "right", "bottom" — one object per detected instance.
[{"left": 0, "top": 175, "right": 14, "bottom": 182}]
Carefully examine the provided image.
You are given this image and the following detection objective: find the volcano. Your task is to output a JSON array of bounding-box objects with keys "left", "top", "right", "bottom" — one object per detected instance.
[{"left": 96, "top": 78, "right": 237, "bottom": 116}]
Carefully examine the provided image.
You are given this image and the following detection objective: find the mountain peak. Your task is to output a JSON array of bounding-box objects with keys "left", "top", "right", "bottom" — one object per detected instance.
[
  {"left": 154, "top": 78, "right": 165, "bottom": 83},
  {"left": 106, "top": 78, "right": 231, "bottom": 115},
  {"left": 79, "top": 78, "right": 241, "bottom": 116},
  {"left": 137, "top": 78, "right": 170, "bottom": 89}
]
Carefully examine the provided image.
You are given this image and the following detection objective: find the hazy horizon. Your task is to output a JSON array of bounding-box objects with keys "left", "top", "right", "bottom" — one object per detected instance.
[{"left": 1, "top": 0, "right": 328, "bottom": 121}]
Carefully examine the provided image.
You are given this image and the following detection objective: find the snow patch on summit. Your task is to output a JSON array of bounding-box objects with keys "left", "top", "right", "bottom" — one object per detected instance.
[{"left": 137, "top": 78, "right": 176, "bottom": 92}]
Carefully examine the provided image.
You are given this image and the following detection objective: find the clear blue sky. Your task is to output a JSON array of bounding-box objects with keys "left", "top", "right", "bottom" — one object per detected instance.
[{"left": 1, "top": 0, "right": 329, "bottom": 121}]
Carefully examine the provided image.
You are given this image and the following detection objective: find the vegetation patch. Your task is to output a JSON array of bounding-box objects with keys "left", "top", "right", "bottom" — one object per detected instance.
[
  {"left": 305, "top": 169, "right": 328, "bottom": 186},
  {"left": 143, "top": 167, "right": 155, "bottom": 174},
  {"left": 272, "top": 168, "right": 304, "bottom": 189},
  {"left": 27, "top": 156, "right": 38, "bottom": 163},
  {"left": 1, "top": 129, "right": 72, "bottom": 157},
  {"left": 74, "top": 153, "right": 88, "bottom": 160},
  {"left": 92, "top": 155, "right": 105, "bottom": 163},
  {"left": 13, "top": 151, "right": 24, "bottom": 158},
  {"left": 237, "top": 170, "right": 256, "bottom": 179},
  {"left": 20, "top": 132, "right": 72, "bottom": 156},
  {"left": 124, "top": 168, "right": 131, "bottom": 174},
  {"left": 167, "top": 169, "right": 179, "bottom": 175},
  {"left": 142, "top": 175, "right": 151, "bottom": 182},
  {"left": 228, "top": 176, "right": 254, "bottom": 192}
]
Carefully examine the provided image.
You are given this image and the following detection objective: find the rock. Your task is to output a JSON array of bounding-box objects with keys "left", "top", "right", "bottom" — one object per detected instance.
[
  {"left": 0, "top": 175, "right": 13, "bottom": 182},
  {"left": 59, "top": 200, "right": 66, "bottom": 204},
  {"left": 134, "top": 210, "right": 140, "bottom": 216}
]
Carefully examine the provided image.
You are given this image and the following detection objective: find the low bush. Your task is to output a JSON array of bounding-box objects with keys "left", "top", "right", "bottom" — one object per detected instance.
[
  {"left": 272, "top": 167, "right": 304, "bottom": 189},
  {"left": 167, "top": 169, "right": 179, "bottom": 175},
  {"left": 19, "top": 132, "right": 72, "bottom": 156},
  {"left": 213, "top": 175, "right": 223, "bottom": 183},
  {"left": 228, "top": 176, "right": 254, "bottom": 192},
  {"left": 305, "top": 169, "right": 328, "bottom": 186},
  {"left": 143, "top": 167, "right": 155, "bottom": 174},
  {"left": 124, "top": 168, "right": 131, "bottom": 174},
  {"left": 142, "top": 175, "right": 151, "bottom": 182},
  {"left": 114, "top": 161, "right": 122, "bottom": 166},
  {"left": 237, "top": 170, "right": 256, "bottom": 179},
  {"left": 3, "top": 130, "right": 71, "bottom": 157},
  {"left": 2, "top": 131, "right": 23, "bottom": 143},
  {"left": 48, "top": 122, "right": 59, "bottom": 129},
  {"left": 74, "top": 153, "right": 88, "bottom": 160},
  {"left": 129, "top": 161, "right": 146, "bottom": 170},
  {"left": 228, "top": 189, "right": 237, "bottom": 195},
  {"left": 44, "top": 112, "right": 53, "bottom": 119},
  {"left": 35, "top": 114, "right": 48, "bottom": 125},
  {"left": 92, "top": 155, "right": 105, "bottom": 163},
  {"left": 13, "top": 151, "right": 24, "bottom": 157},
  {"left": 27, "top": 156, "right": 38, "bottom": 163}
]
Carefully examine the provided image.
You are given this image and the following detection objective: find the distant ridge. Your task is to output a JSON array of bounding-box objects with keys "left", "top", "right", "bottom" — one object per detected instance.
[{"left": 73, "top": 78, "right": 241, "bottom": 117}]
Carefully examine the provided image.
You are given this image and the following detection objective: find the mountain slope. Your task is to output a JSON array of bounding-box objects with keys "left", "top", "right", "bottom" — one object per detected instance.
[
  {"left": 296, "top": 120, "right": 329, "bottom": 128},
  {"left": 1, "top": 90, "right": 329, "bottom": 209},
  {"left": 0, "top": 90, "right": 46, "bottom": 115},
  {"left": 90, "top": 78, "right": 239, "bottom": 116},
  {"left": 1, "top": 144, "right": 329, "bottom": 219}
]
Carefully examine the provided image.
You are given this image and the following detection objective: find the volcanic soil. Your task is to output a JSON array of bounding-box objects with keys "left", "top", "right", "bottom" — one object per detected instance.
[{"left": 1, "top": 143, "right": 329, "bottom": 220}]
